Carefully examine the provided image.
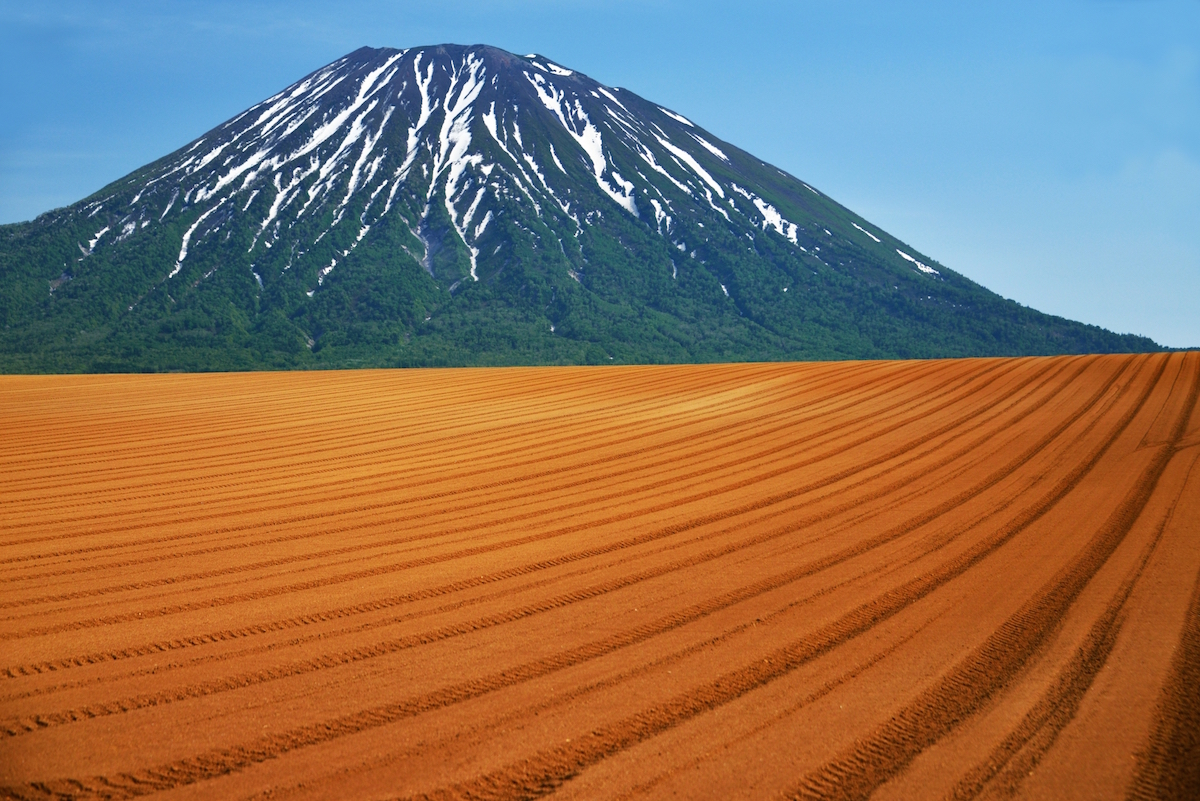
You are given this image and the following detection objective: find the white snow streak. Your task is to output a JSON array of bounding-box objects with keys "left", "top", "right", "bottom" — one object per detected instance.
[
  {"left": 317, "top": 258, "right": 336, "bottom": 286},
  {"left": 88, "top": 227, "right": 110, "bottom": 252},
  {"left": 653, "top": 133, "right": 724, "bottom": 198},
  {"left": 704, "top": 187, "right": 731, "bottom": 221},
  {"left": 689, "top": 133, "right": 729, "bottom": 162},
  {"left": 659, "top": 107, "right": 695, "bottom": 126},
  {"left": 649, "top": 198, "right": 671, "bottom": 232},
  {"left": 548, "top": 143, "right": 567, "bottom": 173},
  {"left": 897, "top": 249, "right": 940, "bottom": 275},
  {"left": 170, "top": 197, "right": 227, "bottom": 278},
  {"left": 731, "top": 182, "right": 798, "bottom": 244},
  {"left": 473, "top": 209, "right": 493, "bottom": 239},
  {"left": 526, "top": 72, "right": 638, "bottom": 217},
  {"left": 597, "top": 87, "right": 627, "bottom": 112},
  {"left": 753, "top": 197, "right": 798, "bottom": 243},
  {"left": 88, "top": 225, "right": 109, "bottom": 250},
  {"left": 852, "top": 222, "right": 881, "bottom": 243}
]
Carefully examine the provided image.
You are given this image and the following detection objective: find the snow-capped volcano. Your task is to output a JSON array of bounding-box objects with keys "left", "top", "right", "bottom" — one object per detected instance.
[
  {"left": 0, "top": 45, "right": 1158, "bottom": 370},
  {"left": 86, "top": 44, "right": 853, "bottom": 297}
]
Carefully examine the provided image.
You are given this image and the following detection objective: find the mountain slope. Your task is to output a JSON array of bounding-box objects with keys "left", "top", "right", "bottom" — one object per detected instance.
[{"left": 0, "top": 44, "right": 1159, "bottom": 371}]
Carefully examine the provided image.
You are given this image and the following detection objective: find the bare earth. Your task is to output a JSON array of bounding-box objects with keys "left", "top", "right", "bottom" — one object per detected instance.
[{"left": 1, "top": 354, "right": 1198, "bottom": 800}]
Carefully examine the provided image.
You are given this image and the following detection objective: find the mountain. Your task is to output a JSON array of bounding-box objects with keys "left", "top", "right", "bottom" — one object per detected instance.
[{"left": 0, "top": 44, "right": 1159, "bottom": 372}]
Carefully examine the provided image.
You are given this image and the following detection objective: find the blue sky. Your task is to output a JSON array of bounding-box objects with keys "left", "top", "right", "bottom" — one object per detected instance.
[{"left": 3, "top": 0, "right": 1197, "bottom": 347}]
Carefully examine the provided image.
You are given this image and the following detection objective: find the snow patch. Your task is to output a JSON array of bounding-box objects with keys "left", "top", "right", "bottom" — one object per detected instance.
[
  {"left": 732, "top": 183, "right": 798, "bottom": 244},
  {"left": 159, "top": 189, "right": 178, "bottom": 221},
  {"left": 896, "top": 249, "right": 940, "bottom": 275},
  {"left": 548, "top": 143, "right": 567, "bottom": 173},
  {"left": 689, "top": 133, "right": 729, "bottom": 162},
  {"left": 195, "top": 141, "right": 231, "bottom": 171},
  {"left": 597, "top": 87, "right": 628, "bottom": 112},
  {"left": 170, "top": 197, "right": 228, "bottom": 278},
  {"left": 526, "top": 73, "right": 638, "bottom": 216},
  {"left": 852, "top": 222, "right": 881, "bottom": 243},
  {"left": 88, "top": 227, "right": 110, "bottom": 252},
  {"left": 659, "top": 107, "right": 695, "bottom": 126},
  {"left": 317, "top": 258, "right": 336, "bottom": 285},
  {"left": 474, "top": 209, "right": 493, "bottom": 239},
  {"left": 649, "top": 198, "right": 671, "bottom": 232},
  {"left": 653, "top": 134, "right": 724, "bottom": 197}
]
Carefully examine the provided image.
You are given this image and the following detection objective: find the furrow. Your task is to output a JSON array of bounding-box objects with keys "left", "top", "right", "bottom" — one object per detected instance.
[
  {"left": 0, "top": 356, "right": 1074, "bottom": 677},
  {"left": 0, "top": 359, "right": 943, "bottom": 556},
  {"left": 789, "top": 352, "right": 1195, "bottom": 801},
  {"left": 0, "top": 360, "right": 975, "bottom": 599},
  {"left": 0, "top": 358, "right": 1018, "bottom": 637},
  {"left": 377, "top": 355, "right": 1169, "bottom": 800},
  {"left": 0, "top": 357, "right": 1148, "bottom": 799}
]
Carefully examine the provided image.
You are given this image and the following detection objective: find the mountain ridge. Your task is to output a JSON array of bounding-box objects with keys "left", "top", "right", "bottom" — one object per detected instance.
[{"left": 0, "top": 44, "right": 1160, "bottom": 372}]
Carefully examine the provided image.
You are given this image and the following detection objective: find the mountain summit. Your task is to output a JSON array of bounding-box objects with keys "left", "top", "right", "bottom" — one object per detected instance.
[{"left": 0, "top": 44, "right": 1157, "bottom": 370}]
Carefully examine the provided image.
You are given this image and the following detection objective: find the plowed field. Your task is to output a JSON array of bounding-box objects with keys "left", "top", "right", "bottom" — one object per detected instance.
[{"left": 2, "top": 354, "right": 1199, "bottom": 800}]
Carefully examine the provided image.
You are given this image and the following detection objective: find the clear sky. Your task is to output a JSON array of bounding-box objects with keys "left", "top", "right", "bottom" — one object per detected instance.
[{"left": 3, "top": 0, "right": 1197, "bottom": 347}]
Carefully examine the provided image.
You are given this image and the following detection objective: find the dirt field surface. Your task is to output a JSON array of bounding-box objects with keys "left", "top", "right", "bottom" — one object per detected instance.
[{"left": 2, "top": 354, "right": 1199, "bottom": 800}]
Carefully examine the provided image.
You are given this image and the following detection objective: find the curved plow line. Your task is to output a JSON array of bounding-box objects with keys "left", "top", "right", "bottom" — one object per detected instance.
[
  {"left": 1128, "top": 379, "right": 1200, "bottom": 801},
  {"left": 1128, "top": 567, "right": 1200, "bottom": 800},
  {"left": 949, "top": 449, "right": 1200, "bottom": 800},
  {"left": 790, "top": 352, "right": 1198, "bottom": 801},
  {"left": 385, "top": 355, "right": 1169, "bottom": 801},
  {"left": 0, "top": 362, "right": 693, "bottom": 477},
  {"left": 609, "top": 614, "right": 946, "bottom": 801},
  {"left": 0, "top": 361, "right": 828, "bottom": 508},
  {"left": 0, "top": 359, "right": 1023, "bottom": 611},
  {"left": 0, "top": 357, "right": 1079, "bottom": 678},
  {"left": 0, "top": 361, "right": 1014, "bottom": 635},
  {"left": 0, "top": 361, "right": 1102, "bottom": 738},
  {"left": 0, "top": 358, "right": 1153, "bottom": 796},
  {"left": 0, "top": 361, "right": 964, "bottom": 589},
  {"left": 0, "top": 360, "right": 932, "bottom": 550},
  {"left": 366, "top": 354, "right": 1171, "bottom": 801}
]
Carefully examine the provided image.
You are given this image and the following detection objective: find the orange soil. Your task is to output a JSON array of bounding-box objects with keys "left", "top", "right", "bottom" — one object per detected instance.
[{"left": 1, "top": 354, "right": 1198, "bottom": 800}]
